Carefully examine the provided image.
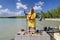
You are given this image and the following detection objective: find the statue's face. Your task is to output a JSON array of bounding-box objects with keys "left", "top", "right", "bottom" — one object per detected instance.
[{"left": 30, "top": 8, "right": 34, "bottom": 14}]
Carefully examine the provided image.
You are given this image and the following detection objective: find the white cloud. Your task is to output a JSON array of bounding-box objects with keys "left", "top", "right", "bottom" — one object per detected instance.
[
  {"left": 0, "top": 8, "right": 10, "bottom": 14},
  {"left": 16, "top": 11, "right": 24, "bottom": 16},
  {"left": 33, "top": 6, "right": 42, "bottom": 10},
  {"left": 33, "top": 1, "right": 44, "bottom": 11},
  {"left": 0, "top": 8, "right": 24, "bottom": 16},
  {"left": 0, "top": 5, "right": 2, "bottom": 9},
  {"left": 17, "top": 0, "right": 21, "bottom": 1},
  {"left": 35, "top": 1, "right": 44, "bottom": 6},
  {"left": 16, "top": 2, "right": 27, "bottom": 9},
  {"left": 0, "top": 0, "right": 27, "bottom": 16}
]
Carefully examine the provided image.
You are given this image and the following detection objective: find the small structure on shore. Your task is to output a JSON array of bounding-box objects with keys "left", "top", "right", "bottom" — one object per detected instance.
[{"left": 14, "top": 8, "right": 50, "bottom": 40}]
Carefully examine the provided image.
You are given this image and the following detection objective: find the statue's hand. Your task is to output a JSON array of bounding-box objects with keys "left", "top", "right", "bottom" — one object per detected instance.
[{"left": 27, "top": 15, "right": 31, "bottom": 20}]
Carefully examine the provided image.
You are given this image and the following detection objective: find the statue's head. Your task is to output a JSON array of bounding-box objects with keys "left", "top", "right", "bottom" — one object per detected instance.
[{"left": 30, "top": 8, "right": 34, "bottom": 14}]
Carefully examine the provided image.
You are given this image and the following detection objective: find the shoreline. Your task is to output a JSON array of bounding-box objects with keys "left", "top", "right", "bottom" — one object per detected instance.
[{"left": 45, "top": 18, "right": 60, "bottom": 21}]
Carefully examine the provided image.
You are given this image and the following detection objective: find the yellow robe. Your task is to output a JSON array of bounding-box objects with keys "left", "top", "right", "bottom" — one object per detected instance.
[{"left": 27, "top": 12, "right": 36, "bottom": 28}]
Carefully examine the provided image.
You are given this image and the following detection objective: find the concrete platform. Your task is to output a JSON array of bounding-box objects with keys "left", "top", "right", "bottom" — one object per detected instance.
[{"left": 15, "top": 31, "right": 50, "bottom": 40}]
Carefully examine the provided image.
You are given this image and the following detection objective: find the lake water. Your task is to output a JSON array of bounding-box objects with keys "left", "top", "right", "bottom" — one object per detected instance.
[{"left": 0, "top": 18, "right": 60, "bottom": 40}]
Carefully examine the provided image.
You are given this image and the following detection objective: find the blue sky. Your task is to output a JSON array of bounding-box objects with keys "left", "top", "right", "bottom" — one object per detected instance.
[{"left": 0, "top": 0, "right": 60, "bottom": 16}]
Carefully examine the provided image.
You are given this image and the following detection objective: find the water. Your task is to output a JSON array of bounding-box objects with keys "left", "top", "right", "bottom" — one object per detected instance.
[{"left": 0, "top": 18, "right": 60, "bottom": 40}]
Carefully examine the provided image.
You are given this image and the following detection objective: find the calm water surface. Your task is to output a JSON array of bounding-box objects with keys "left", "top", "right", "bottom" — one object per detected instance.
[{"left": 0, "top": 18, "right": 60, "bottom": 40}]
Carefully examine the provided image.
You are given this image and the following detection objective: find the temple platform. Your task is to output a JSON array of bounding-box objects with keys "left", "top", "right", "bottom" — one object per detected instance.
[{"left": 15, "top": 31, "right": 50, "bottom": 40}]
